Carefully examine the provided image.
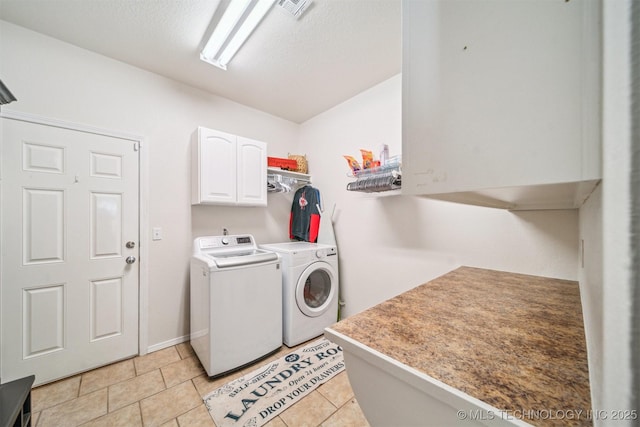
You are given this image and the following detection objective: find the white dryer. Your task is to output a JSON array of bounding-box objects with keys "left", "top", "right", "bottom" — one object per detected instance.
[{"left": 260, "top": 242, "right": 339, "bottom": 347}]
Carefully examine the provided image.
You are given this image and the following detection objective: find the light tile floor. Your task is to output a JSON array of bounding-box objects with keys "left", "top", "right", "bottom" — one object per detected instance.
[{"left": 31, "top": 339, "right": 370, "bottom": 427}]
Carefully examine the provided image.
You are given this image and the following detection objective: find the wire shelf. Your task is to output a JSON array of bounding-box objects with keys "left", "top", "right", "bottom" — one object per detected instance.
[{"left": 346, "top": 158, "right": 401, "bottom": 193}]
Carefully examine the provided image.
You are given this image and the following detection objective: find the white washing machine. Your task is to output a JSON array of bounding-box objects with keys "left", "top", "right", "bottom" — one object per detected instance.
[
  {"left": 191, "top": 235, "right": 282, "bottom": 377},
  {"left": 260, "top": 242, "right": 339, "bottom": 347}
]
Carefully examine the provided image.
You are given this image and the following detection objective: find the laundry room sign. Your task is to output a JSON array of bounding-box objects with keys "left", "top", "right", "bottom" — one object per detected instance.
[{"left": 204, "top": 338, "right": 345, "bottom": 427}]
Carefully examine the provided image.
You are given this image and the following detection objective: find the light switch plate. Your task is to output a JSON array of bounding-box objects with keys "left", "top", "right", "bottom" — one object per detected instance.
[{"left": 152, "top": 227, "right": 162, "bottom": 241}]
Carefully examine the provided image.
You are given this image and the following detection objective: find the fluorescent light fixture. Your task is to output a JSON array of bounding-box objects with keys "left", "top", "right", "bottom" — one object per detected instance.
[{"left": 201, "top": 0, "right": 276, "bottom": 70}]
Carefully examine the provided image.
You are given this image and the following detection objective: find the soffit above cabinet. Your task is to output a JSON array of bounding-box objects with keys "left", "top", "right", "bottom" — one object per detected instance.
[{"left": 421, "top": 180, "right": 601, "bottom": 211}]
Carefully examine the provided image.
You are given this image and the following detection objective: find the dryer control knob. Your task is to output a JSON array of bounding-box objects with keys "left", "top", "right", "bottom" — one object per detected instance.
[
  {"left": 316, "top": 250, "right": 324, "bottom": 258},
  {"left": 221, "top": 237, "right": 230, "bottom": 245}
]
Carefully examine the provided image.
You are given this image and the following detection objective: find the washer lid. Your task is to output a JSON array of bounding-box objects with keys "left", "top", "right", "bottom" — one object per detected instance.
[
  {"left": 208, "top": 249, "right": 278, "bottom": 268},
  {"left": 194, "top": 235, "right": 278, "bottom": 268}
]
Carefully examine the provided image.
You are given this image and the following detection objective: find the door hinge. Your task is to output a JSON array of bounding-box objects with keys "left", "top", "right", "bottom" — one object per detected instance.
[{"left": 134, "top": 142, "right": 139, "bottom": 152}]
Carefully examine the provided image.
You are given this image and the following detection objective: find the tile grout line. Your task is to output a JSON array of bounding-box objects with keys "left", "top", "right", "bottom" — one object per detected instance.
[{"left": 139, "top": 400, "right": 147, "bottom": 427}]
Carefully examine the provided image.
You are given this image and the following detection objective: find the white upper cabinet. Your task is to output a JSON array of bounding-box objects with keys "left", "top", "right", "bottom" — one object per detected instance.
[
  {"left": 401, "top": 0, "right": 602, "bottom": 210},
  {"left": 192, "top": 127, "right": 267, "bottom": 206}
]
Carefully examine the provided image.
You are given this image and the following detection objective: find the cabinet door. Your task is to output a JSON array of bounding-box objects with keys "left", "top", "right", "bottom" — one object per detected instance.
[
  {"left": 196, "top": 128, "right": 237, "bottom": 205},
  {"left": 237, "top": 137, "right": 267, "bottom": 206},
  {"left": 402, "top": 0, "right": 601, "bottom": 201}
]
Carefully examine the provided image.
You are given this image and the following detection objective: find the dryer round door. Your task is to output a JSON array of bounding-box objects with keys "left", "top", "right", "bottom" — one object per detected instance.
[{"left": 295, "top": 261, "right": 337, "bottom": 317}]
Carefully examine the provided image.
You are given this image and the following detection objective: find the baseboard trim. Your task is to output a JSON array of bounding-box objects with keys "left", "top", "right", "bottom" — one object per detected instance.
[{"left": 146, "top": 335, "right": 190, "bottom": 354}]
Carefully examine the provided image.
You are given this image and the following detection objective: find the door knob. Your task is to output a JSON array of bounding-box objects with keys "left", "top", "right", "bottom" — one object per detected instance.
[
  {"left": 126, "top": 256, "right": 136, "bottom": 264},
  {"left": 126, "top": 241, "right": 136, "bottom": 249}
]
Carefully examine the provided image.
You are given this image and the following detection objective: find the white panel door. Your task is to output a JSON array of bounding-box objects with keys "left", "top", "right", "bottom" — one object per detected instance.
[{"left": 1, "top": 118, "right": 139, "bottom": 385}]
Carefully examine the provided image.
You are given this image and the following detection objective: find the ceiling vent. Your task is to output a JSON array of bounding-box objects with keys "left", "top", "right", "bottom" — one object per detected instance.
[{"left": 277, "top": 0, "right": 312, "bottom": 19}]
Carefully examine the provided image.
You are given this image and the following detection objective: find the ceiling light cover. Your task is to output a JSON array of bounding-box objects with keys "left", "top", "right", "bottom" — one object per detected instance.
[{"left": 201, "top": 0, "right": 276, "bottom": 70}]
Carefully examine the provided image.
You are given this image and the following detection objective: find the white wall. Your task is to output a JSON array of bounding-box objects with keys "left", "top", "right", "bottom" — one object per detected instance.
[
  {"left": 578, "top": 184, "right": 603, "bottom": 415},
  {"left": 0, "top": 21, "right": 299, "bottom": 351},
  {"left": 601, "top": 0, "right": 634, "bottom": 419},
  {"left": 299, "top": 74, "right": 580, "bottom": 317},
  {"left": 578, "top": 1, "right": 637, "bottom": 420}
]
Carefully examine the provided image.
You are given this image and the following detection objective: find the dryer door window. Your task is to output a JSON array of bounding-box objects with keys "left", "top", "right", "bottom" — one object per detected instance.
[{"left": 295, "top": 262, "right": 336, "bottom": 317}]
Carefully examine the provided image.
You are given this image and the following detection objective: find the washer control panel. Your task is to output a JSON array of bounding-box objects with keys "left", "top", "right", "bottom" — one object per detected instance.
[{"left": 197, "top": 235, "right": 255, "bottom": 250}]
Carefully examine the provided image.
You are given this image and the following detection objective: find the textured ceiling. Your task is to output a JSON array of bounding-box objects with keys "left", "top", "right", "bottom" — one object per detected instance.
[{"left": 0, "top": 0, "right": 401, "bottom": 123}]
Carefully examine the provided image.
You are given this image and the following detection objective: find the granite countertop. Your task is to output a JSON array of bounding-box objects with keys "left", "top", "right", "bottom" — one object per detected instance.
[{"left": 329, "top": 266, "right": 592, "bottom": 426}]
